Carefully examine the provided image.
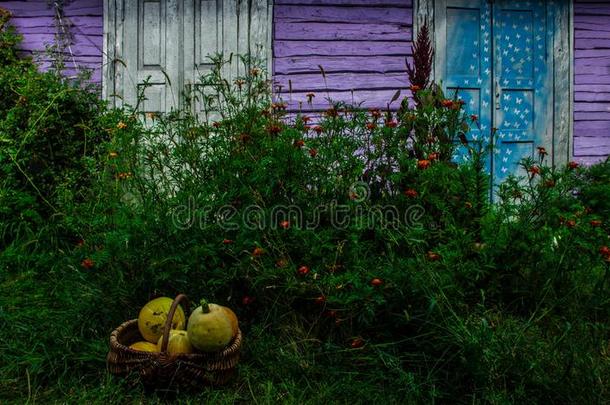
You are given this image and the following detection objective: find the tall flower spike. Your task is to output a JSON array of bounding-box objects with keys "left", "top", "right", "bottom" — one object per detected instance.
[{"left": 406, "top": 21, "right": 434, "bottom": 90}]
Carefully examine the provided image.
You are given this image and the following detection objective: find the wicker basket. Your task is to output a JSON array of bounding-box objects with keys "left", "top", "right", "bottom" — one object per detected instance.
[{"left": 106, "top": 294, "right": 242, "bottom": 389}]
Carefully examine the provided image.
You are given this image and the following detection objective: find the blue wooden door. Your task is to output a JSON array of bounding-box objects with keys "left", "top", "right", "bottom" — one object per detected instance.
[
  {"left": 492, "top": 0, "right": 553, "bottom": 183},
  {"left": 435, "top": 0, "right": 493, "bottom": 169},
  {"left": 435, "top": 0, "right": 555, "bottom": 186}
]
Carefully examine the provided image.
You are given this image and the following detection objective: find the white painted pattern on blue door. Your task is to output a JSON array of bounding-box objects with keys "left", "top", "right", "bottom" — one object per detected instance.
[{"left": 435, "top": 0, "right": 554, "bottom": 186}]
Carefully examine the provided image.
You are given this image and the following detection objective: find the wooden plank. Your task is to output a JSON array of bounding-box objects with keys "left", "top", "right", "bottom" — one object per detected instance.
[
  {"left": 573, "top": 136, "right": 610, "bottom": 156},
  {"left": 274, "top": 22, "right": 412, "bottom": 41},
  {"left": 279, "top": 89, "right": 411, "bottom": 111},
  {"left": 275, "top": 0, "right": 411, "bottom": 5},
  {"left": 274, "top": 55, "right": 409, "bottom": 75},
  {"left": 553, "top": 0, "right": 571, "bottom": 167},
  {"left": 274, "top": 5, "right": 413, "bottom": 24},
  {"left": 275, "top": 40, "right": 411, "bottom": 57},
  {"left": 274, "top": 72, "right": 409, "bottom": 91}
]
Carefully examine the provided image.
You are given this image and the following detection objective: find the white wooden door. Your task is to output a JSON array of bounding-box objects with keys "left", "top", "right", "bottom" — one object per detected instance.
[{"left": 105, "top": 0, "right": 273, "bottom": 113}]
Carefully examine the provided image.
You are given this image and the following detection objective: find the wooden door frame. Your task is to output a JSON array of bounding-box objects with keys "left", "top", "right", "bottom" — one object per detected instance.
[
  {"left": 414, "top": 0, "right": 573, "bottom": 166},
  {"left": 102, "top": 0, "right": 274, "bottom": 109}
]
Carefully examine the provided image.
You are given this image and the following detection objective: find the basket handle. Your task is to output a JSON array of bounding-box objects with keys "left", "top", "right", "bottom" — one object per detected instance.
[{"left": 160, "top": 294, "right": 190, "bottom": 354}]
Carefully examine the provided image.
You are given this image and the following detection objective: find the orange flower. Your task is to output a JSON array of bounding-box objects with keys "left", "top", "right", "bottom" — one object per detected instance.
[
  {"left": 565, "top": 219, "right": 576, "bottom": 228},
  {"left": 117, "top": 121, "right": 127, "bottom": 130},
  {"left": 297, "top": 265, "right": 310, "bottom": 276},
  {"left": 529, "top": 166, "right": 541, "bottom": 175},
  {"left": 252, "top": 247, "right": 265, "bottom": 257},
  {"left": 294, "top": 139, "right": 305, "bottom": 148},
  {"left": 369, "top": 108, "right": 381, "bottom": 119},
  {"left": 309, "top": 148, "right": 318, "bottom": 158},
  {"left": 280, "top": 220, "right": 290, "bottom": 229},
  {"left": 366, "top": 122, "right": 377, "bottom": 131},
  {"left": 81, "top": 258, "right": 95, "bottom": 269},
  {"left": 404, "top": 189, "right": 418, "bottom": 198},
  {"left": 370, "top": 278, "right": 383, "bottom": 286},
  {"left": 568, "top": 161, "right": 579, "bottom": 170},
  {"left": 249, "top": 68, "right": 260, "bottom": 77},
  {"left": 590, "top": 220, "right": 602, "bottom": 227},
  {"left": 222, "top": 239, "right": 233, "bottom": 245},
  {"left": 428, "top": 152, "right": 439, "bottom": 161},
  {"left": 350, "top": 338, "right": 365, "bottom": 348},
  {"left": 417, "top": 159, "right": 431, "bottom": 170},
  {"left": 427, "top": 251, "right": 441, "bottom": 261},
  {"left": 325, "top": 108, "right": 338, "bottom": 118},
  {"left": 409, "top": 84, "right": 421, "bottom": 92},
  {"left": 441, "top": 99, "right": 454, "bottom": 108}
]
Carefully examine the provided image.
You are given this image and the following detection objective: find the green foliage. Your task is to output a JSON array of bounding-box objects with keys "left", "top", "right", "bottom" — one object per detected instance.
[{"left": 0, "top": 51, "right": 608, "bottom": 404}]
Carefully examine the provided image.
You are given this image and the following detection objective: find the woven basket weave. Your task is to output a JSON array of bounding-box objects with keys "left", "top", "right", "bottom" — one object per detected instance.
[{"left": 106, "top": 294, "right": 242, "bottom": 389}]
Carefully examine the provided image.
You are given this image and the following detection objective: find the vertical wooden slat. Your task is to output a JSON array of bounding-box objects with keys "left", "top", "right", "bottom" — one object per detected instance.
[
  {"left": 222, "top": 0, "right": 239, "bottom": 80},
  {"left": 553, "top": 1, "right": 571, "bottom": 167}
]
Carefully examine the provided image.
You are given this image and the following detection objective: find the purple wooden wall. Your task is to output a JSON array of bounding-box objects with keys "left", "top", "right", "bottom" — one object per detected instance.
[
  {"left": 272, "top": 0, "right": 413, "bottom": 112},
  {"left": 2, "top": 0, "right": 104, "bottom": 83},
  {"left": 573, "top": 0, "right": 610, "bottom": 164}
]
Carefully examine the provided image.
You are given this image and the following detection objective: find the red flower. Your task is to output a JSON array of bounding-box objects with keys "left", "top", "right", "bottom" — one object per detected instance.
[
  {"left": 369, "top": 108, "right": 382, "bottom": 119},
  {"left": 565, "top": 219, "right": 576, "bottom": 228},
  {"left": 267, "top": 124, "right": 282, "bottom": 135},
  {"left": 470, "top": 114, "right": 478, "bottom": 122},
  {"left": 417, "top": 159, "right": 431, "bottom": 170},
  {"left": 280, "top": 220, "right": 290, "bottom": 229},
  {"left": 325, "top": 108, "right": 338, "bottom": 118},
  {"left": 252, "top": 247, "right": 265, "bottom": 257},
  {"left": 242, "top": 296, "right": 255, "bottom": 305},
  {"left": 568, "top": 161, "right": 579, "bottom": 170},
  {"left": 409, "top": 84, "right": 421, "bottom": 92},
  {"left": 294, "top": 139, "right": 305, "bottom": 148},
  {"left": 441, "top": 99, "right": 454, "bottom": 108},
  {"left": 600, "top": 246, "right": 610, "bottom": 257},
  {"left": 313, "top": 125, "right": 323, "bottom": 134},
  {"left": 81, "top": 258, "right": 95, "bottom": 269},
  {"left": 223, "top": 239, "right": 234, "bottom": 245},
  {"left": 370, "top": 278, "right": 383, "bottom": 286},
  {"left": 427, "top": 251, "right": 441, "bottom": 261},
  {"left": 404, "top": 189, "right": 418, "bottom": 198},
  {"left": 385, "top": 120, "right": 397, "bottom": 128},
  {"left": 309, "top": 148, "right": 318, "bottom": 158},
  {"left": 350, "top": 338, "right": 365, "bottom": 348},
  {"left": 590, "top": 220, "right": 602, "bottom": 227},
  {"left": 537, "top": 146, "right": 548, "bottom": 156},
  {"left": 315, "top": 295, "right": 326, "bottom": 305},
  {"left": 529, "top": 166, "right": 541, "bottom": 176},
  {"left": 272, "top": 102, "right": 287, "bottom": 111},
  {"left": 366, "top": 122, "right": 377, "bottom": 131},
  {"left": 428, "top": 152, "right": 439, "bottom": 161},
  {"left": 297, "top": 265, "right": 310, "bottom": 276}
]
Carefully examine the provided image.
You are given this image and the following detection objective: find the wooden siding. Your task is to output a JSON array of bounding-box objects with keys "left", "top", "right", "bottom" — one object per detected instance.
[
  {"left": 3, "top": 0, "right": 104, "bottom": 83},
  {"left": 273, "top": 0, "right": 413, "bottom": 112},
  {"left": 573, "top": 0, "right": 610, "bottom": 163}
]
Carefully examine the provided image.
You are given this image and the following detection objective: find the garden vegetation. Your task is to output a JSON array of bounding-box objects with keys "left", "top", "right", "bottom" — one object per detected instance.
[{"left": 0, "top": 12, "right": 608, "bottom": 404}]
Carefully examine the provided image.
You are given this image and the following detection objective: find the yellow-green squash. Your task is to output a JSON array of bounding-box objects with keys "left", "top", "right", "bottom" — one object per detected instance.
[
  {"left": 157, "top": 330, "right": 193, "bottom": 355},
  {"left": 187, "top": 299, "right": 238, "bottom": 352},
  {"left": 129, "top": 341, "right": 159, "bottom": 352},
  {"left": 138, "top": 297, "right": 186, "bottom": 343}
]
